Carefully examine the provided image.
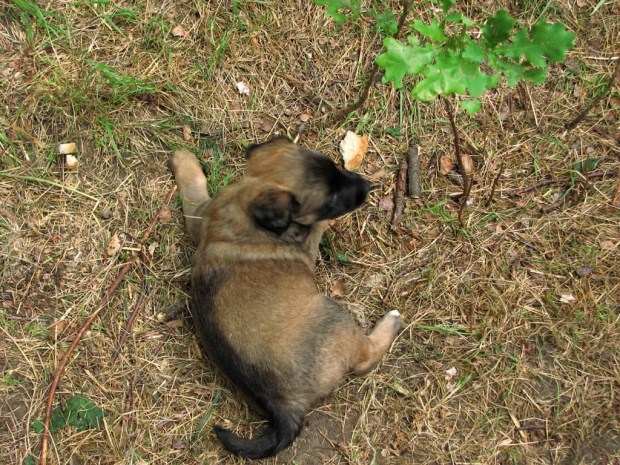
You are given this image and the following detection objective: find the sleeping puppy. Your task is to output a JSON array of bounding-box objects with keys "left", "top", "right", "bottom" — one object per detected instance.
[{"left": 169, "top": 137, "right": 403, "bottom": 459}]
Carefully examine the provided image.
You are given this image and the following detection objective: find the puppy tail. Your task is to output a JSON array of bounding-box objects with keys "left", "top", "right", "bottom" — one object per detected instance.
[{"left": 214, "top": 407, "right": 303, "bottom": 459}]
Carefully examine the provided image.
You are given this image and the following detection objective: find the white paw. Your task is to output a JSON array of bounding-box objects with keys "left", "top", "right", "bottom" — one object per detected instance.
[{"left": 388, "top": 310, "right": 401, "bottom": 317}]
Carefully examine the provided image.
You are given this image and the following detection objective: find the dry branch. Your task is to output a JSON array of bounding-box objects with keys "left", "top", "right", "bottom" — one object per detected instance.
[
  {"left": 111, "top": 268, "right": 149, "bottom": 363},
  {"left": 407, "top": 146, "right": 421, "bottom": 197},
  {"left": 40, "top": 185, "right": 177, "bottom": 465},
  {"left": 392, "top": 158, "right": 408, "bottom": 233},
  {"left": 509, "top": 169, "right": 618, "bottom": 197},
  {"left": 442, "top": 97, "right": 471, "bottom": 227},
  {"left": 484, "top": 162, "right": 505, "bottom": 207},
  {"left": 330, "top": 0, "right": 412, "bottom": 122}
]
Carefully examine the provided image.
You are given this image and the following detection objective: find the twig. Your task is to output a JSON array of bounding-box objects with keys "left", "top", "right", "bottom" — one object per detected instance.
[
  {"left": 565, "top": 57, "right": 620, "bottom": 130},
  {"left": 40, "top": 185, "right": 177, "bottom": 465},
  {"left": 442, "top": 97, "right": 471, "bottom": 227},
  {"left": 540, "top": 189, "right": 575, "bottom": 213},
  {"left": 484, "top": 162, "right": 505, "bottom": 207},
  {"left": 330, "top": 0, "right": 412, "bottom": 123},
  {"left": 383, "top": 261, "right": 430, "bottom": 304},
  {"left": 509, "top": 169, "right": 617, "bottom": 196},
  {"left": 391, "top": 157, "right": 408, "bottom": 233},
  {"left": 111, "top": 265, "right": 150, "bottom": 363},
  {"left": 407, "top": 146, "right": 421, "bottom": 197}
]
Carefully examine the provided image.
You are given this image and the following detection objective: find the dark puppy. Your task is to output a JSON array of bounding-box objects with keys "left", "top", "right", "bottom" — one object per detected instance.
[{"left": 169, "top": 137, "right": 403, "bottom": 459}]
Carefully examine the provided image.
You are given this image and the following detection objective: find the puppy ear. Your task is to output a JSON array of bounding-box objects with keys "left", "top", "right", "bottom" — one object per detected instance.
[{"left": 249, "top": 189, "right": 298, "bottom": 234}]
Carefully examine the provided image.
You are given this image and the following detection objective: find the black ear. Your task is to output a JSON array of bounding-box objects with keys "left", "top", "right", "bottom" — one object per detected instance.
[
  {"left": 245, "top": 136, "right": 292, "bottom": 159},
  {"left": 249, "top": 189, "right": 298, "bottom": 234}
]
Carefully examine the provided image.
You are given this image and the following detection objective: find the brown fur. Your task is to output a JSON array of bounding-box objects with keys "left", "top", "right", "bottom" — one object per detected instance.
[{"left": 169, "top": 137, "right": 404, "bottom": 459}]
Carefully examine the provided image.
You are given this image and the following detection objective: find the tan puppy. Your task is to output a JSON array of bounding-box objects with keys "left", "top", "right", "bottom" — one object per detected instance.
[{"left": 169, "top": 137, "right": 403, "bottom": 459}]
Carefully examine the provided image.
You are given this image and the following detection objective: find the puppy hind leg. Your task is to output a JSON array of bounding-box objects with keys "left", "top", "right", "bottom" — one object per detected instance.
[
  {"left": 169, "top": 149, "right": 210, "bottom": 243},
  {"left": 352, "top": 310, "right": 404, "bottom": 376}
]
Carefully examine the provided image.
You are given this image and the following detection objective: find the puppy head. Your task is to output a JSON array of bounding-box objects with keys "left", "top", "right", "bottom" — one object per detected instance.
[{"left": 245, "top": 137, "right": 370, "bottom": 233}]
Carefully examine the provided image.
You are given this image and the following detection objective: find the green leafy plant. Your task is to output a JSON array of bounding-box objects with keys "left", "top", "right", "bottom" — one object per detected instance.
[
  {"left": 31, "top": 395, "right": 105, "bottom": 434},
  {"left": 315, "top": 0, "right": 575, "bottom": 115},
  {"left": 376, "top": 4, "right": 575, "bottom": 113}
]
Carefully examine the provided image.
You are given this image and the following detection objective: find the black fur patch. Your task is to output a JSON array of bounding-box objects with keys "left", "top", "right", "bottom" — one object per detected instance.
[
  {"left": 249, "top": 189, "right": 299, "bottom": 235},
  {"left": 303, "top": 152, "right": 370, "bottom": 220}
]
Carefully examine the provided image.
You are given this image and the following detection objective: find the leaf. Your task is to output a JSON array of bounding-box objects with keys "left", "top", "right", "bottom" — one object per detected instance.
[
  {"left": 171, "top": 25, "right": 189, "bottom": 39},
  {"left": 572, "top": 157, "right": 601, "bottom": 173},
  {"left": 462, "top": 43, "right": 485, "bottom": 63},
  {"left": 329, "top": 279, "right": 347, "bottom": 298},
  {"left": 23, "top": 457, "right": 36, "bottom": 465},
  {"left": 376, "top": 37, "right": 437, "bottom": 89},
  {"left": 482, "top": 10, "right": 515, "bottom": 47},
  {"left": 411, "top": 50, "right": 467, "bottom": 101},
  {"left": 314, "top": 0, "right": 361, "bottom": 24},
  {"left": 335, "top": 252, "right": 349, "bottom": 263},
  {"left": 30, "top": 420, "right": 45, "bottom": 433},
  {"left": 413, "top": 18, "right": 446, "bottom": 42},
  {"left": 64, "top": 395, "right": 104, "bottom": 431},
  {"left": 439, "top": 155, "right": 455, "bottom": 175},
  {"left": 379, "top": 195, "right": 395, "bottom": 211},
  {"left": 460, "top": 99, "right": 481, "bottom": 114},
  {"left": 106, "top": 231, "right": 124, "bottom": 256},
  {"left": 496, "top": 21, "right": 576, "bottom": 66},
  {"left": 372, "top": 10, "right": 398, "bottom": 36},
  {"left": 437, "top": 0, "right": 455, "bottom": 13},
  {"left": 50, "top": 407, "right": 67, "bottom": 433}
]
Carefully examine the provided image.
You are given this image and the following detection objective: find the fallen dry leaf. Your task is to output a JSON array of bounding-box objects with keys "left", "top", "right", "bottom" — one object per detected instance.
[
  {"left": 439, "top": 155, "right": 455, "bottom": 175},
  {"left": 147, "top": 241, "right": 159, "bottom": 256},
  {"left": 369, "top": 168, "right": 388, "bottom": 180},
  {"left": 158, "top": 205, "right": 172, "bottom": 223},
  {"left": 575, "top": 266, "right": 593, "bottom": 277},
  {"left": 461, "top": 153, "right": 475, "bottom": 175},
  {"left": 182, "top": 124, "right": 192, "bottom": 142},
  {"left": 329, "top": 280, "right": 347, "bottom": 298},
  {"left": 106, "top": 231, "right": 125, "bottom": 256},
  {"left": 379, "top": 195, "right": 394, "bottom": 212},
  {"left": 171, "top": 25, "right": 189, "bottom": 38},
  {"left": 339, "top": 131, "right": 368, "bottom": 171},
  {"left": 300, "top": 114, "right": 310, "bottom": 122}
]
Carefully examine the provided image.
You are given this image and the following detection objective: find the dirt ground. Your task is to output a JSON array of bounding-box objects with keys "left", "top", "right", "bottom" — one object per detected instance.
[{"left": 1, "top": 1, "right": 619, "bottom": 464}]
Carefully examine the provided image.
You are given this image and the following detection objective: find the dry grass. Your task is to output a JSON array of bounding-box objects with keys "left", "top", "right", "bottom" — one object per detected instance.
[{"left": 1, "top": 1, "right": 619, "bottom": 464}]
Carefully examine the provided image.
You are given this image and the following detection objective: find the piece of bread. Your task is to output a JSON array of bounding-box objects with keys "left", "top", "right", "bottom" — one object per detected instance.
[{"left": 339, "top": 131, "right": 368, "bottom": 171}]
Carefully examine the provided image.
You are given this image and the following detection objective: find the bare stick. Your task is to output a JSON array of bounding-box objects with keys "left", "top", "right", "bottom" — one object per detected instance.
[
  {"left": 565, "top": 57, "right": 620, "bottom": 130},
  {"left": 509, "top": 169, "right": 617, "bottom": 196},
  {"left": 407, "top": 146, "right": 421, "bottom": 197},
  {"left": 111, "top": 268, "right": 149, "bottom": 363},
  {"left": 484, "top": 162, "right": 505, "bottom": 207},
  {"left": 392, "top": 158, "right": 408, "bottom": 232},
  {"left": 330, "top": 0, "right": 412, "bottom": 123},
  {"left": 442, "top": 97, "right": 471, "bottom": 227},
  {"left": 540, "top": 189, "right": 575, "bottom": 213},
  {"left": 40, "top": 186, "right": 177, "bottom": 465},
  {"left": 383, "top": 261, "right": 430, "bottom": 304}
]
